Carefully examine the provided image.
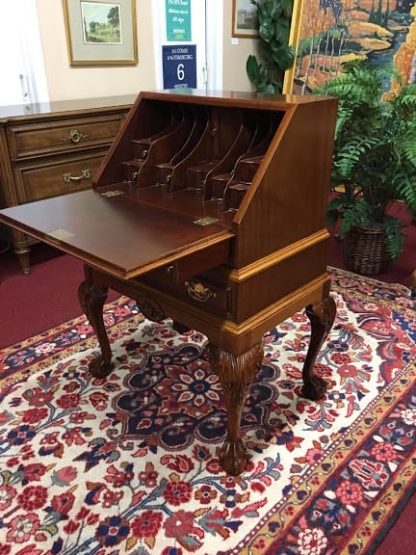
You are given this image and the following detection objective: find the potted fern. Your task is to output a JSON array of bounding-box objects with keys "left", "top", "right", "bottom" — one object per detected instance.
[{"left": 317, "top": 60, "right": 416, "bottom": 275}]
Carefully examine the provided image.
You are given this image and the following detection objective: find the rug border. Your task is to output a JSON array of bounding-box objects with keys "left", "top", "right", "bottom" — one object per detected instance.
[
  {"left": 233, "top": 360, "right": 416, "bottom": 554},
  {"left": 327, "top": 266, "right": 413, "bottom": 297}
]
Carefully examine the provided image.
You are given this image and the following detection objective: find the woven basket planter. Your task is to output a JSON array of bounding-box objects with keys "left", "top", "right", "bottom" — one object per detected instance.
[{"left": 342, "top": 226, "right": 391, "bottom": 275}]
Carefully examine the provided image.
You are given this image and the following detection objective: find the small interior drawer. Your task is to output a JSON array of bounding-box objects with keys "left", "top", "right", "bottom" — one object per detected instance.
[
  {"left": 7, "top": 113, "right": 125, "bottom": 160},
  {"left": 15, "top": 153, "right": 105, "bottom": 203}
]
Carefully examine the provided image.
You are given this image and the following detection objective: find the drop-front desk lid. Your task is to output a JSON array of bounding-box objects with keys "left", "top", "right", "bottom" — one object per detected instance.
[{"left": 0, "top": 189, "right": 234, "bottom": 279}]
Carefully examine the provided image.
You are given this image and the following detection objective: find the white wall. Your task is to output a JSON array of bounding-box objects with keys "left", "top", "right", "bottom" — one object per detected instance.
[
  {"left": 222, "top": 3, "right": 260, "bottom": 91},
  {"left": 34, "top": 0, "right": 258, "bottom": 101},
  {"left": 36, "top": 0, "right": 156, "bottom": 101}
]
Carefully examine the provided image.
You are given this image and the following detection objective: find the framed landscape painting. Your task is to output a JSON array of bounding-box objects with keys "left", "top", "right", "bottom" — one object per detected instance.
[
  {"left": 63, "top": 0, "right": 138, "bottom": 66},
  {"left": 283, "top": 0, "right": 416, "bottom": 95},
  {"left": 232, "top": 0, "right": 259, "bottom": 38}
]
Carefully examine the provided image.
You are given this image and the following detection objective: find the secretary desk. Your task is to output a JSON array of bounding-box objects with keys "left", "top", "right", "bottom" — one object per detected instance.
[{"left": 0, "top": 90, "right": 337, "bottom": 475}]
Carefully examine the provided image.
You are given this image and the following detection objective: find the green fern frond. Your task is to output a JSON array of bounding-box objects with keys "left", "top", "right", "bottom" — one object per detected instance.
[
  {"left": 382, "top": 216, "right": 404, "bottom": 259},
  {"left": 339, "top": 200, "right": 373, "bottom": 237},
  {"left": 393, "top": 173, "right": 416, "bottom": 212},
  {"left": 334, "top": 137, "right": 379, "bottom": 179},
  {"left": 334, "top": 105, "right": 353, "bottom": 139},
  {"left": 400, "top": 129, "right": 416, "bottom": 166},
  {"left": 326, "top": 194, "right": 350, "bottom": 226}
]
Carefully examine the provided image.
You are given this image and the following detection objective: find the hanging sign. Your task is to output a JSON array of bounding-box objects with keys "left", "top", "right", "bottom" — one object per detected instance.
[
  {"left": 162, "top": 45, "right": 197, "bottom": 89},
  {"left": 166, "top": 0, "right": 191, "bottom": 41}
]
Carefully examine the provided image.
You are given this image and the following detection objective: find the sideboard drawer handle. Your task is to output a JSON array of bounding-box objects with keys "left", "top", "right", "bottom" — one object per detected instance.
[
  {"left": 184, "top": 280, "right": 217, "bottom": 302},
  {"left": 62, "top": 129, "right": 88, "bottom": 144},
  {"left": 63, "top": 168, "right": 91, "bottom": 183}
]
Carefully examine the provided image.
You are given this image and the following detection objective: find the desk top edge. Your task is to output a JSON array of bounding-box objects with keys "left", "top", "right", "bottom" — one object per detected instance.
[
  {"left": 0, "top": 90, "right": 336, "bottom": 123},
  {"left": 0, "top": 94, "right": 137, "bottom": 123},
  {"left": 140, "top": 89, "right": 336, "bottom": 108}
]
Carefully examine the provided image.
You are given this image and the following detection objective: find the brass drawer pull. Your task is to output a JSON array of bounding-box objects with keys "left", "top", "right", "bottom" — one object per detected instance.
[
  {"left": 63, "top": 168, "right": 91, "bottom": 183},
  {"left": 184, "top": 280, "right": 217, "bottom": 302},
  {"left": 62, "top": 128, "right": 88, "bottom": 144}
]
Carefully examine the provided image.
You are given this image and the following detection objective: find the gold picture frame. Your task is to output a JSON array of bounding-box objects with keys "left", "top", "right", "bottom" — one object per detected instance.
[
  {"left": 282, "top": 0, "right": 304, "bottom": 94},
  {"left": 283, "top": 0, "right": 416, "bottom": 96},
  {"left": 63, "top": 0, "right": 138, "bottom": 66},
  {"left": 232, "top": 0, "right": 259, "bottom": 38}
]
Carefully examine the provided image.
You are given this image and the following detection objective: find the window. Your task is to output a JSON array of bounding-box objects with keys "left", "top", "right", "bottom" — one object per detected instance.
[
  {"left": 0, "top": 1, "right": 48, "bottom": 106},
  {"left": 151, "top": 0, "right": 223, "bottom": 90}
]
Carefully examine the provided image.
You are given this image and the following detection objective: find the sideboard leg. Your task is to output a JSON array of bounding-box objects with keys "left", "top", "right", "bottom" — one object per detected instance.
[
  {"left": 12, "top": 230, "right": 31, "bottom": 274},
  {"left": 302, "top": 295, "right": 336, "bottom": 400},
  {"left": 208, "top": 342, "right": 264, "bottom": 475},
  {"left": 16, "top": 249, "right": 30, "bottom": 275},
  {"left": 78, "top": 279, "right": 114, "bottom": 378}
]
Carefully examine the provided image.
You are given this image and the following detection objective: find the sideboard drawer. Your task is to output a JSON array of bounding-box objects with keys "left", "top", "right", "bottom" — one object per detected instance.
[
  {"left": 7, "top": 113, "right": 125, "bottom": 160},
  {"left": 15, "top": 153, "right": 105, "bottom": 203}
]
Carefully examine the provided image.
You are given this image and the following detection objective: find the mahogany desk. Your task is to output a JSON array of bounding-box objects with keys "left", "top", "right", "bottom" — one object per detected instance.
[{"left": 0, "top": 90, "right": 337, "bottom": 475}]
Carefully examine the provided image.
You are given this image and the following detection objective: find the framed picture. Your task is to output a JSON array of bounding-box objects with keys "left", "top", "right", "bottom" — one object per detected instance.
[
  {"left": 283, "top": 0, "right": 416, "bottom": 95},
  {"left": 232, "top": 0, "right": 259, "bottom": 38},
  {"left": 63, "top": 0, "right": 138, "bottom": 66}
]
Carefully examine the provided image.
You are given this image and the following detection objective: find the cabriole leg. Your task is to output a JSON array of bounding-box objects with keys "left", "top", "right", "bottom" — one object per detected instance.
[
  {"left": 78, "top": 278, "right": 113, "bottom": 378},
  {"left": 208, "top": 342, "right": 264, "bottom": 475},
  {"left": 302, "top": 295, "right": 336, "bottom": 400}
]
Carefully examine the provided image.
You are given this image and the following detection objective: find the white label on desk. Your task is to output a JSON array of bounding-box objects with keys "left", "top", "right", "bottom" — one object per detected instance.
[{"left": 47, "top": 229, "right": 74, "bottom": 240}]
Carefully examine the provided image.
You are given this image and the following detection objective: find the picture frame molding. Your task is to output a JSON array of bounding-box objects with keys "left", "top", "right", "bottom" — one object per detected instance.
[
  {"left": 63, "top": 0, "right": 138, "bottom": 67},
  {"left": 282, "top": 0, "right": 304, "bottom": 94},
  {"left": 232, "top": 0, "right": 259, "bottom": 39}
]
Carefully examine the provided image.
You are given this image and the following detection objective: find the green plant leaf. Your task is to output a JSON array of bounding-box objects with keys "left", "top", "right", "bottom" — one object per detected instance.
[
  {"left": 259, "top": 20, "right": 274, "bottom": 43},
  {"left": 245, "top": 0, "right": 294, "bottom": 92},
  {"left": 271, "top": 45, "right": 295, "bottom": 71},
  {"left": 246, "top": 55, "right": 260, "bottom": 83}
]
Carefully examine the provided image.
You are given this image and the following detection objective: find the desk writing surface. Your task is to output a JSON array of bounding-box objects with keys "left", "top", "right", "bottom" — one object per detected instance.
[{"left": 0, "top": 189, "right": 234, "bottom": 279}]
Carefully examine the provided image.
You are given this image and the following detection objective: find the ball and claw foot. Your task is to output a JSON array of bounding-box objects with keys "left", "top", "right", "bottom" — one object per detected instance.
[
  {"left": 301, "top": 295, "right": 335, "bottom": 402},
  {"left": 88, "top": 356, "right": 114, "bottom": 379},
  {"left": 301, "top": 375, "right": 327, "bottom": 401},
  {"left": 219, "top": 438, "right": 250, "bottom": 476}
]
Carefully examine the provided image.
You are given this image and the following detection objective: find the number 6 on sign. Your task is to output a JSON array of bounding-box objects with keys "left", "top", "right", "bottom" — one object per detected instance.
[
  {"left": 162, "top": 45, "right": 196, "bottom": 89},
  {"left": 177, "top": 63, "right": 185, "bottom": 81}
]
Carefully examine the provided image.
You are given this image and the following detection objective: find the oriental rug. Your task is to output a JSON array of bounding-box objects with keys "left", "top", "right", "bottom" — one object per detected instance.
[{"left": 0, "top": 268, "right": 415, "bottom": 555}]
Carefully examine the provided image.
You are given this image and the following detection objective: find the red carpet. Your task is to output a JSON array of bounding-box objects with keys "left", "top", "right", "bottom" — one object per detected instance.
[
  {"left": 0, "top": 244, "right": 119, "bottom": 348},
  {"left": 0, "top": 227, "right": 415, "bottom": 554}
]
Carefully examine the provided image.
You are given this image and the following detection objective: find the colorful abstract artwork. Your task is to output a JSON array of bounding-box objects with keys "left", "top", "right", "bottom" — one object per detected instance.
[{"left": 284, "top": 0, "right": 416, "bottom": 94}]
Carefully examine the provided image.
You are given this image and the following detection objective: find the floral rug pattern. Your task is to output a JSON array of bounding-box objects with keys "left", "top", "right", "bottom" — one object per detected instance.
[{"left": 0, "top": 268, "right": 415, "bottom": 555}]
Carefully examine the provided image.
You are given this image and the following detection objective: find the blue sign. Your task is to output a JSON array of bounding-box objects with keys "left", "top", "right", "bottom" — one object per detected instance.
[{"left": 162, "top": 45, "right": 197, "bottom": 89}]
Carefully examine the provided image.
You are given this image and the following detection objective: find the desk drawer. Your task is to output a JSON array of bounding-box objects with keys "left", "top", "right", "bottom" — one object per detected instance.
[
  {"left": 139, "top": 267, "right": 233, "bottom": 317},
  {"left": 15, "top": 153, "right": 105, "bottom": 202},
  {"left": 8, "top": 113, "right": 125, "bottom": 160}
]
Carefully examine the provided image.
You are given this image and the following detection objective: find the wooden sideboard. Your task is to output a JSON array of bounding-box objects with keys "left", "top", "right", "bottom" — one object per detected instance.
[{"left": 0, "top": 95, "right": 135, "bottom": 273}]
